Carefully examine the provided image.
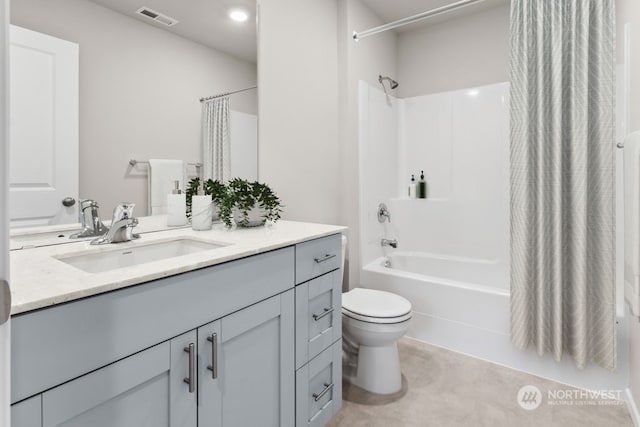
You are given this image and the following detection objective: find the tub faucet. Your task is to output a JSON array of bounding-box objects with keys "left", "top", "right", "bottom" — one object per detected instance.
[
  {"left": 381, "top": 238, "right": 398, "bottom": 249},
  {"left": 70, "top": 199, "right": 109, "bottom": 239},
  {"left": 91, "top": 203, "right": 140, "bottom": 245},
  {"left": 377, "top": 203, "right": 391, "bottom": 223}
]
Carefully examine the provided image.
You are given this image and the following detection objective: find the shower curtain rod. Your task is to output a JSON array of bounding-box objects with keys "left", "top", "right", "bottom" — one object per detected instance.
[
  {"left": 200, "top": 85, "right": 257, "bottom": 103},
  {"left": 352, "top": 0, "right": 485, "bottom": 41}
]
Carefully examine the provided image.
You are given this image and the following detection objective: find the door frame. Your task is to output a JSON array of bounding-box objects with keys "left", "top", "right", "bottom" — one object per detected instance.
[{"left": 0, "top": 0, "right": 11, "bottom": 425}]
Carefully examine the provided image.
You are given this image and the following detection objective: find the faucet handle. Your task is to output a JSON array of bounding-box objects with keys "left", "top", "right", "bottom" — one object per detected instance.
[
  {"left": 377, "top": 203, "right": 391, "bottom": 223},
  {"left": 112, "top": 202, "right": 136, "bottom": 222},
  {"left": 79, "top": 199, "right": 96, "bottom": 209}
]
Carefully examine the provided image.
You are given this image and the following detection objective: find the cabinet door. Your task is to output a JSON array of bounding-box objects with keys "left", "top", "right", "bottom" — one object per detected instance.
[
  {"left": 41, "top": 331, "right": 196, "bottom": 427},
  {"left": 199, "top": 291, "right": 295, "bottom": 427},
  {"left": 12, "top": 394, "right": 42, "bottom": 427}
]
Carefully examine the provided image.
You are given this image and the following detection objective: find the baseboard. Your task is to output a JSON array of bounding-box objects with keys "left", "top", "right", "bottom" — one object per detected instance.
[{"left": 627, "top": 388, "right": 640, "bottom": 427}]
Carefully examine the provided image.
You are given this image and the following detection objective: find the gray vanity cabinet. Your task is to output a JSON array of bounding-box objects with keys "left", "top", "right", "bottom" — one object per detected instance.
[
  {"left": 198, "top": 291, "right": 295, "bottom": 427},
  {"left": 39, "top": 330, "right": 196, "bottom": 427},
  {"left": 11, "top": 395, "right": 41, "bottom": 427},
  {"left": 10, "top": 234, "right": 344, "bottom": 427}
]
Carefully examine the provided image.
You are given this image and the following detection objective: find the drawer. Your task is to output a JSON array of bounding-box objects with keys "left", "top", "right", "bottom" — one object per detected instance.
[
  {"left": 295, "top": 341, "right": 342, "bottom": 427},
  {"left": 295, "top": 234, "right": 342, "bottom": 285},
  {"left": 295, "top": 270, "right": 342, "bottom": 369},
  {"left": 12, "top": 394, "right": 42, "bottom": 427}
]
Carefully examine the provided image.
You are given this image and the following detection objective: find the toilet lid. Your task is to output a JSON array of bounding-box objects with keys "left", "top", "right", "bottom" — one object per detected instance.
[{"left": 342, "top": 288, "right": 411, "bottom": 319}]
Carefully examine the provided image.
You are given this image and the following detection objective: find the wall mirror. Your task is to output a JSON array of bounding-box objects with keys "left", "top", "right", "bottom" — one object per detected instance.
[{"left": 9, "top": 0, "right": 257, "bottom": 228}]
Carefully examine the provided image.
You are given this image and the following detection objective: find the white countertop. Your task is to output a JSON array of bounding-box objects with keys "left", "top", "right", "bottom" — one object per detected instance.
[{"left": 9, "top": 219, "right": 346, "bottom": 315}]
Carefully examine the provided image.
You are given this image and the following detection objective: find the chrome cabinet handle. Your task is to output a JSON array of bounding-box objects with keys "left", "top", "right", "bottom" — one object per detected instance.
[
  {"left": 312, "top": 307, "right": 334, "bottom": 321},
  {"left": 183, "top": 343, "right": 195, "bottom": 393},
  {"left": 207, "top": 333, "right": 218, "bottom": 379},
  {"left": 314, "top": 254, "right": 336, "bottom": 264},
  {"left": 313, "top": 382, "right": 334, "bottom": 402}
]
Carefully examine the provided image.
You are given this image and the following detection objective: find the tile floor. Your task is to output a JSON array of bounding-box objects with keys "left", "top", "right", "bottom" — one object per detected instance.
[{"left": 328, "top": 338, "right": 634, "bottom": 427}]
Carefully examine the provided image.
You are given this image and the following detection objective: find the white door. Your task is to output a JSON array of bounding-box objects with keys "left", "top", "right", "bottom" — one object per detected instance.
[
  {"left": 1, "top": 2, "right": 11, "bottom": 425},
  {"left": 9, "top": 25, "right": 78, "bottom": 227}
]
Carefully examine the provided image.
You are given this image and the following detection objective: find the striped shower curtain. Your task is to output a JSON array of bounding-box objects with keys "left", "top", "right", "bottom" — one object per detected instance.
[
  {"left": 202, "top": 97, "right": 230, "bottom": 182},
  {"left": 510, "top": 0, "right": 616, "bottom": 369}
]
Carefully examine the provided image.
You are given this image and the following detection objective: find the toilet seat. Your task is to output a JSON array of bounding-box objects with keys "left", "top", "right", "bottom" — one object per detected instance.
[
  {"left": 342, "top": 308, "right": 412, "bottom": 324},
  {"left": 342, "top": 288, "right": 412, "bottom": 324}
]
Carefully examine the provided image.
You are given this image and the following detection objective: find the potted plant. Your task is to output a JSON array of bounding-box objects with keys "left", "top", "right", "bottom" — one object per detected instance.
[
  {"left": 186, "top": 177, "right": 228, "bottom": 220},
  {"left": 219, "top": 178, "right": 283, "bottom": 227}
]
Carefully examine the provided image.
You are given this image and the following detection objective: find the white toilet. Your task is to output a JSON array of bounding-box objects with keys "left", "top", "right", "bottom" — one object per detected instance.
[{"left": 340, "top": 237, "right": 412, "bottom": 395}]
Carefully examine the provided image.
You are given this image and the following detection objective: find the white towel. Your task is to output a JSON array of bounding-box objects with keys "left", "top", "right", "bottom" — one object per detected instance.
[{"left": 148, "top": 159, "right": 185, "bottom": 215}]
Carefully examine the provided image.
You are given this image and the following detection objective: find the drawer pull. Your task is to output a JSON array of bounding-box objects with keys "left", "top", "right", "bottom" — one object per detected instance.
[
  {"left": 183, "top": 343, "right": 195, "bottom": 393},
  {"left": 207, "top": 333, "right": 218, "bottom": 379},
  {"left": 314, "top": 254, "right": 336, "bottom": 264},
  {"left": 313, "top": 382, "right": 334, "bottom": 401},
  {"left": 312, "top": 307, "right": 335, "bottom": 321}
]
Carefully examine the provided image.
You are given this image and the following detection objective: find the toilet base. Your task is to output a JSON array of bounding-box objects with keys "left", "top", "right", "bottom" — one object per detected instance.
[{"left": 351, "top": 342, "right": 402, "bottom": 394}]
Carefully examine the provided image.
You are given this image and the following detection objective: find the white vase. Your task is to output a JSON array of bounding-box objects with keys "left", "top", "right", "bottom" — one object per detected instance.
[
  {"left": 191, "top": 195, "right": 213, "bottom": 231},
  {"left": 233, "top": 205, "right": 266, "bottom": 227}
]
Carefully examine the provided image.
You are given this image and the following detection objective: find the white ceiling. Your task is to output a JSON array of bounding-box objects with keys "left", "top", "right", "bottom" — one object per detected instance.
[
  {"left": 85, "top": 0, "right": 507, "bottom": 64},
  {"left": 359, "top": 0, "right": 510, "bottom": 32},
  {"left": 88, "top": 0, "right": 257, "bottom": 63}
]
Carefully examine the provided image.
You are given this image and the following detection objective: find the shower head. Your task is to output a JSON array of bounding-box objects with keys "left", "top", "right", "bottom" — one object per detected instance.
[{"left": 379, "top": 75, "right": 399, "bottom": 90}]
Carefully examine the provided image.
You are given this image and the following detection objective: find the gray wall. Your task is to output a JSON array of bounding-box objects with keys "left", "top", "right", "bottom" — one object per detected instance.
[
  {"left": 397, "top": 5, "right": 510, "bottom": 97},
  {"left": 11, "top": 0, "right": 257, "bottom": 215},
  {"left": 257, "top": 0, "right": 340, "bottom": 225},
  {"left": 338, "top": 0, "right": 398, "bottom": 289}
]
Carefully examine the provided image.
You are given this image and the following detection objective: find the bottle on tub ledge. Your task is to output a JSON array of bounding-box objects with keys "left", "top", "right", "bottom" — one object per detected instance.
[
  {"left": 408, "top": 174, "right": 417, "bottom": 198},
  {"left": 418, "top": 170, "right": 427, "bottom": 199}
]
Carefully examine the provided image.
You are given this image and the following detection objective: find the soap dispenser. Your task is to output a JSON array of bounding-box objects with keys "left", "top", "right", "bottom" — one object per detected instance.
[
  {"left": 408, "top": 175, "right": 417, "bottom": 198},
  {"left": 167, "top": 180, "right": 187, "bottom": 226},
  {"left": 418, "top": 171, "right": 427, "bottom": 199}
]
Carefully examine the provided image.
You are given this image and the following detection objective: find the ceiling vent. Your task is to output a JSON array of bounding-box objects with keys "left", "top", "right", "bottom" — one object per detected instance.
[{"left": 135, "top": 7, "right": 178, "bottom": 27}]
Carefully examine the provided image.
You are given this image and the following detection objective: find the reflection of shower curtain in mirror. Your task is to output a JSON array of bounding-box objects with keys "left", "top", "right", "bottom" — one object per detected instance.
[{"left": 202, "top": 97, "right": 230, "bottom": 182}]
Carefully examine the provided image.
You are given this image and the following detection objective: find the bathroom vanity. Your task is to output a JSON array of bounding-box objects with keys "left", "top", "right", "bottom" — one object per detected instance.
[{"left": 8, "top": 220, "right": 344, "bottom": 427}]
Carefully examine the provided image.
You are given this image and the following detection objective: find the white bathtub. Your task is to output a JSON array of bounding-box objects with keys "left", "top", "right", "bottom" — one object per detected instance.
[
  {"left": 380, "top": 251, "right": 508, "bottom": 291},
  {"left": 362, "top": 253, "right": 510, "bottom": 337},
  {"left": 360, "top": 253, "right": 629, "bottom": 392}
]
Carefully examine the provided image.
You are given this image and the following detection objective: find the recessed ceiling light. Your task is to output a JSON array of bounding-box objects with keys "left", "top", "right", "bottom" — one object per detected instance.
[{"left": 229, "top": 9, "right": 249, "bottom": 22}]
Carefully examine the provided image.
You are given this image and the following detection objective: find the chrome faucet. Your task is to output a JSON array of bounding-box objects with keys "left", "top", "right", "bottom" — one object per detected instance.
[
  {"left": 381, "top": 238, "right": 398, "bottom": 249},
  {"left": 377, "top": 203, "right": 391, "bottom": 223},
  {"left": 91, "top": 203, "right": 140, "bottom": 245},
  {"left": 70, "top": 200, "right": 109, "bottom": 239}
]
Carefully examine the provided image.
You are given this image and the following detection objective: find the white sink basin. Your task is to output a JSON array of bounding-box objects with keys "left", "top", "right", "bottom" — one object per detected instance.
[{"left": 56, "top": 238, "right": 228, "bottom": 273}]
